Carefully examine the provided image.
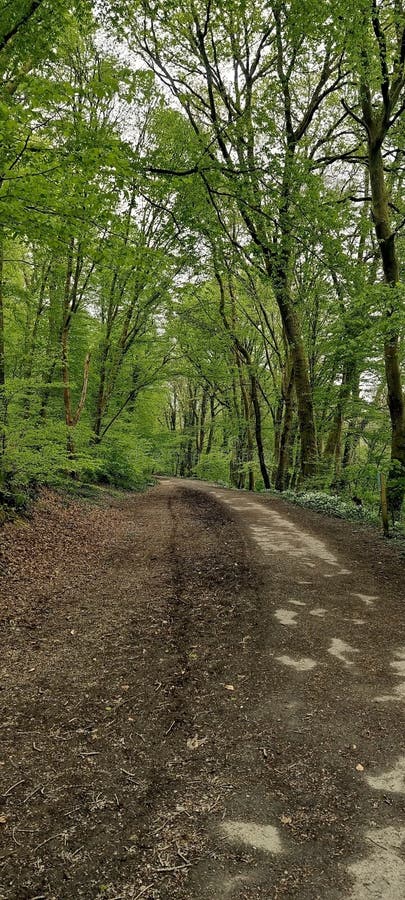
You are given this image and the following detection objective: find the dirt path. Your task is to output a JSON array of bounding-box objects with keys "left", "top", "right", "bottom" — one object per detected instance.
[{"left": 0, "top": 479, "right": 404, "bottom": 900}]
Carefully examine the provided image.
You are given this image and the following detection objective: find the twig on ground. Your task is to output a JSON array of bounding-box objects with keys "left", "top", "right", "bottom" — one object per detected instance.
[
  {"left": 11, "top": 827, "right": 22, "bottom": 846},
  {"left": 16, "top": 730, "right": 42, "bottom": 735},
  {"left": 0, "top": 851, "right": 17, "bottom": 861},
  {"left": 367, "top": 836, "right": 392, "bottom": 852},
  {"left": 133, "top": 887, "right": 154, "bottom": 900},
  {"left": 33, "top": 831, "right": 67, "bottom": 853},
  {"left": 2, "top": 779, "right": 25, "bottom": 797},
  {"left": 152, "top": 817, "right": 172, "bottom": 834},
  {"left": 152, "top": 861, "right": 193, "bottom": 873},
  {"left": 206, "top": 793, "right": 221, "bottom": 812},
  {"left": 24, "top": 784, "right": 44, "bottom": 803},
  {"left": 13, "top": 828, "right": 39, "bottom": 833},
  {"left": 176, "top": 847, "right": 191, "bottom": 865}
]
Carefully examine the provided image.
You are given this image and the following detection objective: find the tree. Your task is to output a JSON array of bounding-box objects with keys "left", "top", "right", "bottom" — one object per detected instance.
[{"left": 341, "top": 0, "right": 405, "bottom": 511}]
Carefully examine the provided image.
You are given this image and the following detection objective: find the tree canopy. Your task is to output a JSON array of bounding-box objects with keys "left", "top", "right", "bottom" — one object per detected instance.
[{"left": 0, "top": 0, "right": 404, "bottom": 521}]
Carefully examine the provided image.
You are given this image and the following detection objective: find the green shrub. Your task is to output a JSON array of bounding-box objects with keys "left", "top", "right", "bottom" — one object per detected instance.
[
  {"left": 93, "top": 434, "right": 155, "bottom": 489},
  {"left": 0, "top": 419, "right": 156, "bottom": 498},
  {"left": 280, "top": 489, "right": 377, "bottom": 523},
  {"left": 195, "top": 450, "right": 231, "bottom": 485}
]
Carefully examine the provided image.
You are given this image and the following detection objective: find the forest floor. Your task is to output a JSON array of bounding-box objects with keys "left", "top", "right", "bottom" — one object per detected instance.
[{"left": 0, "top": 478, "right": 405, "bottom": 900}]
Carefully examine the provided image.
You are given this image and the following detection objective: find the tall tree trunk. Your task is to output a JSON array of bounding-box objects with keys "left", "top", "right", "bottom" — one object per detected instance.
[
  {"left": 229, "top": 373, "right": 243, "bottom": 488},
  {"left": 61, "top": 319, "right": 91, "bottom": 458},
  {"left": 60, "top": 242, "right": 90, "bottom": 460},
  {"left": 205, "top": 396, "right": 215, "bottom": 455},
  {"left": 342, "top": 420, "right": 367, "bottom": 470},
  {"left": 92, "top": 188, "right": 137, "bottom": 440},
  {"left": 275, "top": 365, "right": 295, "bottom": 491},
  {"left": 198, "top": 386, "right": 208, "bottom": 455},
  {"left": 39, "top": 269, "right": 62, "bottom": 418},
  {"left": 22, "top": 265, "right": 50, "bottom": 417},
  {"left": 269, "top": 134, "right": 317, "bottom": 480},
  {"left": 357, "top": 7, "right": 405, "bottom": 515},
  {"left": 341, "top": 373, "right": 361, "bottom": 469},
  {"left": 236, "top": 355, "right": 255, "bottom": 491},
  {"left": 250, "top": 373, "right": 271, "bottom": 489},
  {"left": 289, "top": 421, "right": 300, "bottom": 488},
  {"left": 179, "top": 384, "right": 199, "bottom": 476},
  {"left": 215, "top": 270, "right": 255, "bottom": 489},
  {"left": 0, "top": 231, "right": 6, "bottom": 467},
  {"left": 273, "top": 395, "right": 284, "bottom": 482},
  {"left": 93, "top": 327, "right": 112, "bottom": 440},
  {"left": 270, "top": 262, "right": 317, "bottom": 480},
  {"left": 324, "top": 359, "right": 357, "bottom": 471},
  {"left": 369, "top": 141, "right": 405, "bottom": 513}
]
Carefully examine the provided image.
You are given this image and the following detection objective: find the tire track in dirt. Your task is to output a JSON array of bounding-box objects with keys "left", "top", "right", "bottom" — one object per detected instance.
[{"left": 0, "top": 484, "right": 271, "bottom": 899}]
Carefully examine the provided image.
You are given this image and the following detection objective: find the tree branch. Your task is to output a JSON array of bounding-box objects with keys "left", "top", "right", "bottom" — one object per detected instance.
[{"left": 0, "top": 0, "right": 44, "bottom": 54}]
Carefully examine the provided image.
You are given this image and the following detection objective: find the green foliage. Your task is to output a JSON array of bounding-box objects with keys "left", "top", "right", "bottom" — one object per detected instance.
[
  {"left": 1, "top": 0, "right": 405, "bottom": 519},
  {"left": 3, "top": 421, "right": 72, "bottom": 488},
  {"left": 280, "top": 490, "right": 377, "bottom": 524},
  {"left": 0, "top": 417, "right": 157, "bottom": 500},
  {"left": 91, "top": 434, "right": 155, "bottom": 489},
  {"left": 195, "top": 451, "right": 231, "bottom": 486}
]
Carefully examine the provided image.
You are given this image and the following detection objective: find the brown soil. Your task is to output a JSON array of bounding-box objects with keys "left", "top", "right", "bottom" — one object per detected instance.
[{"left": 0, "top": 479, "right": 404, "bottom": 900}]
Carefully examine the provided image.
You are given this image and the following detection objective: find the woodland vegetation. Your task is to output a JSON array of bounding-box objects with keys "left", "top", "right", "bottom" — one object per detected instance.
[{"left": 0, "top": 0, "right": 404, "bottom": 521}]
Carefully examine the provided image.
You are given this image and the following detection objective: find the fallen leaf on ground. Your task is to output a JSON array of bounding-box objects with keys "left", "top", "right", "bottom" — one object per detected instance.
[
  {"left": 187, "top": 735, "right": 208, "bottom": 750},
  {"left": 280, "top": 814, "right": 293, "bottom": 825},
  {"left": 225, "top": 684, "right": 235, "bottom": 691},
  {"left": 356, "top": 763, "right": 364, "bottom": 772}
]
